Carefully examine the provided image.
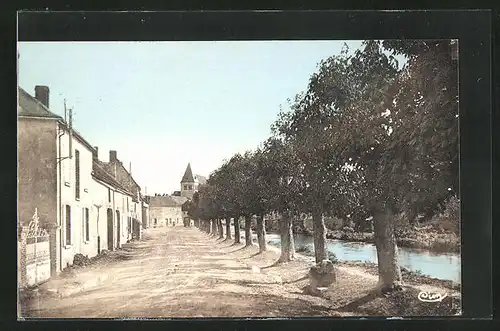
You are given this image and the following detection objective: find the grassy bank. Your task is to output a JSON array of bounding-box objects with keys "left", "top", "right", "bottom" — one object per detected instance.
[
  {"left": 337, "top": 260, "right": 461, "bottom": 291},
  {"left": 232, "top": 237, "right": 461, "bottom": 316},
  {"left": 293, "top": 242, "right": 460, "bottom": 289}
]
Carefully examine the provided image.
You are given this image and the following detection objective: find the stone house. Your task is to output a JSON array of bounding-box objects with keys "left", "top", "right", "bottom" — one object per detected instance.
[
  {"left": 91, "top": 156, "right": 137, "bottom": 252},
  {"left": 149, "top": 195, "right": 188, "bottom": 227},
  {"left": 100, "top": 150, "right": 144, "bottom": 240},
  {"left": 148, "top": 163, "right": 205, "bottom": 227},
  {"left": 18, "top": 85, "right": 100, "bottom": 273},
  {"left": 18, "top": 85, "right": 149, "bottom": 278}
]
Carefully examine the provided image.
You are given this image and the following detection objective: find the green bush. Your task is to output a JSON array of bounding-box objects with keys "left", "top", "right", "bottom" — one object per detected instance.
[
  {"left": 324, "top": 216, "right": 344, "bottom": 230},
  {"left": 296, "top": 246, "right": 313, "bottom": 254},
  {"left": 342, "top": 226, "right": 355, "bottom": 233},
  {"left": 429, "top": 195, "right": 460, "bottom": 234},
  {"left": 394, "top": 212, "right": 414, "bottom": 238}
]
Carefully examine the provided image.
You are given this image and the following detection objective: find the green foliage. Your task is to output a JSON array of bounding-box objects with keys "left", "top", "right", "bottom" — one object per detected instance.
[
  {"left": 342, "top": 226, "right": 355, "bottom": 234},
  {"left": 197, "top": 39, "right": 459, "bottom": 276},
  {"left": 296, "top": 245, "right": 313, "bottom": 255},
  {"left": 429, "top": 195, "right": 460, "bottom": 234}
]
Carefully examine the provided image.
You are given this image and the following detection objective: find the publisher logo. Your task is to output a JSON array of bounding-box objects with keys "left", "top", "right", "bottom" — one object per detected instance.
[{"left": 417, "top": 291, "right": 448, "bottom": 302}]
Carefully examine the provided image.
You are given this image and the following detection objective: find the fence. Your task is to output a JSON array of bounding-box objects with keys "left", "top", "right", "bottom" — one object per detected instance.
[{"left": 18, "top": 209, "right": 51, "bottom": 288}]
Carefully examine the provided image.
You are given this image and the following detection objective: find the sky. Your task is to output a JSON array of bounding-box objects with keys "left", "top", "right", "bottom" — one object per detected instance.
[{"left": 18, "top": 40, "right": 366, "bottom": 195}]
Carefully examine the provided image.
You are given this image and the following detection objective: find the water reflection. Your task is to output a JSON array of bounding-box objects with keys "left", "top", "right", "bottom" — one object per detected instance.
[{"left": 266, "top": 233, "right": 461, "bottom": 283}]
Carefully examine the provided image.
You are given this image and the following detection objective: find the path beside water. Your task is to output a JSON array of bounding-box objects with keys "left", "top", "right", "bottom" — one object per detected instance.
[{"left": 265, "top": 232, "right": 461, "bottom": 283}]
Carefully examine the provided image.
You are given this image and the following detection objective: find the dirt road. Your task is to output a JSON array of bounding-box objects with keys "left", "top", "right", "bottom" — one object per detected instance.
[{"left": 22, "top": 227, "right": 342, "bottom": 318}]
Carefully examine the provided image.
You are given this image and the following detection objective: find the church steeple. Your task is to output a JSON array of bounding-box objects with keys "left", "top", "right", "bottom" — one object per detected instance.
[
  {"left": 181, "top": 163, "right": 196, "bottom": 199},
  {"left": 181, "top": 163, "right": 195, "bottom": 183}
]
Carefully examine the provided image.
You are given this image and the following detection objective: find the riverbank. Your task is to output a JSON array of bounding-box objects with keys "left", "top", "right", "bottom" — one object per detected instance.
[
  {"left": 293, "top": 227, "right": 460, "bottom": 254},
  {"left": 337, "top": 261, "right": 461, "bottom": 291},
  {"left": 20, "top": 227, "right": 461, "bottom": 318},
  {"left": 230, "top": 237, "right": 461, "bottom": 316}
]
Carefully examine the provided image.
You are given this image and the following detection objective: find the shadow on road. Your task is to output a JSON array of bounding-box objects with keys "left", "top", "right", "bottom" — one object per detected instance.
[
  {"left": 261, "top": 260, "right": 281, "bottom": 270},
  {"left": 336, "top": 290, "right": 380, "bottom": 312},
  {"left": 242, "top": 251, "right": 264, "bottom": 259},
  {"left": 225, "top": 245, "right": 250, "bottom": 254}
]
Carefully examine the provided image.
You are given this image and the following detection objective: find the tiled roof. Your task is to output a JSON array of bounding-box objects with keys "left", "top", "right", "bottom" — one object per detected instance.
[
  {"left": 18, "top": 87, "right": 62, "bottom": 119},
  {"left": 171, "top": 196, "right": 189, "bottom": 205},
  {"left": 194, "top": 174, "right": 207, "bottom": 185},
  {"left": 92, "top": 159, "right": 134, "bottom": 196},
  {"left": 103, "top": 161, "right": 141, "bottom": 192},
  {"left": 149, "top": 195, "right": 187, "bottom": 208}
]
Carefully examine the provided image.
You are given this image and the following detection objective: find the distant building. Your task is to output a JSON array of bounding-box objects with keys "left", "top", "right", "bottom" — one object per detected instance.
[
  {"left": 146, "top": 163, "right": 206, "bottom": 227},
  {"left": 180, "top": 163, "right": 207, "bottom": 199},
  {"left": 149, "top": 195, "right": 188, "bottom": 227}
]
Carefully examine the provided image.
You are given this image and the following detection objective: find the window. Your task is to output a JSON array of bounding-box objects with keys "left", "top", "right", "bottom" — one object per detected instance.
[
  {"left": 108, "top": 188, "right": 111, "bottom": 202},
  {"left": 75, "top": 150, "right": 80, "bottom": 200},
  {"left": 65, "top": 205, "right": 71, "bottom": 245},
  {"left": 84, "top": 207, "right": 90, "bottom": 242},
  {"left": 188, "top": 185, "right": 193, "bottom": 190},
  {"left": 183, "top": 185, "right": 188, "bottom": 190}
]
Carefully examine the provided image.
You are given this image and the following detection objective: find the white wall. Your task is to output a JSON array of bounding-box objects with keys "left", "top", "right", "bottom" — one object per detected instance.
[
  {"left": 58, "top": 128, "right": 96, "bottom": 268},
  {"left": 56, "top": 126, "right": 144, "bottom": 270}
]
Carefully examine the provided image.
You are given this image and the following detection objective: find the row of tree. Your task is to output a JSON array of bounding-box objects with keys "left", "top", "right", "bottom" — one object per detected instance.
[{"left": 185, "top": 40, "right": 459, "bottom": 293}]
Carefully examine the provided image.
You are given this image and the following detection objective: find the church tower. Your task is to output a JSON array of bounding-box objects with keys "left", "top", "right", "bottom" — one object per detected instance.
[{"left": 180, "top": 163, "right": 196, "bottom": 199}]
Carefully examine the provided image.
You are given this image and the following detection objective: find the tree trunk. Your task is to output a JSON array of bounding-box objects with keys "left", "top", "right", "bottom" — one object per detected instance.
[
  {"left": 218, "top": 219, "right": 224, "bottom": 239},
  {"left": 205, "top": 220, "right": 211, "bottom": 234},
  {"left": 311, "top": 209, "right": 328, "bottom": 263},
  {"left": 373, "top": 208, "right": 403, "bottom": 292},
  {"left": 233, "top": 217, "right": 241, "bottom": 244},
  {"left": 211, "top": 219, "right": 217, "bottom": 235},
  {"left": 278, "top": 212, "right": 295, "bottom": 262},
  {"left": 256, "top": 215, "right": 267, "bottom": 252},
  {"left": 244, "top": 215, "right": 254, "bottom": 246},
  {"left": 225, "top": 218, "right": 232, "bottom": 240}
]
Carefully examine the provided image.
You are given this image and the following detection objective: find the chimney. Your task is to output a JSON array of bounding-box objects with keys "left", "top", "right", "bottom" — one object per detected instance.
[
  {"left": 93, "top": 146, "right": 99, "bottom": 160},
  {"left": 110, "top": 150, "right": 117, "bottom": 162},
  {"left": 35, "top": 85, "right": 50, "bottom": 108}
]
